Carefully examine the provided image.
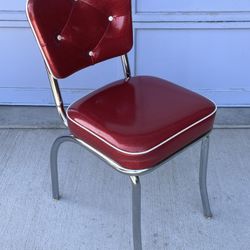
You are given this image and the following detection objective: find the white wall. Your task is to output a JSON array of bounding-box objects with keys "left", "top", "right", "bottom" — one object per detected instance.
[{"left": 0, "top": 0, "right": 250, "bottom": 106}]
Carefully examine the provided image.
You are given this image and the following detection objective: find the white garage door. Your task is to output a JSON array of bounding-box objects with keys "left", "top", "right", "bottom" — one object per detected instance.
[{"left": 0, "top": 0, "right": 250, "bottom": 106}]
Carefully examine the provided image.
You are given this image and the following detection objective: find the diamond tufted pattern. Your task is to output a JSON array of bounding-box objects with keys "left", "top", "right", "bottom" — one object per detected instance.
[{"left": 27, "top": 0, "right": 133, "bottom": 78}]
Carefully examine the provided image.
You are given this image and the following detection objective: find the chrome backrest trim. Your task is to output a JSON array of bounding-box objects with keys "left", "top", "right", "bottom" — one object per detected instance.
[
  {"left": 121, "top": 54, "right": 131, "bottom": 80},
  {"left": 46, "top": 68, "right": 68, "bottom": 127},
  {"left": 26, "top": 0, "right": 57, "bottom": 79}
]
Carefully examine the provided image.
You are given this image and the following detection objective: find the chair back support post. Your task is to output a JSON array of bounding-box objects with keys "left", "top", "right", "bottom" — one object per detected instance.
[
  {"left": 45, "top": 53, "right": 131, "bottom": 128},
  {"left": 121, "top": 54, "right": 131, "bottom": 80},
  {"left": 46, "top": 66, "right": 68, "bottom": 127}
]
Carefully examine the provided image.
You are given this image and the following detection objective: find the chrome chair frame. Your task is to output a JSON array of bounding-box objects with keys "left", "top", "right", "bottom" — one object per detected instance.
[{"left": 47, "top": 54, "right": 212, "bottom": 250}]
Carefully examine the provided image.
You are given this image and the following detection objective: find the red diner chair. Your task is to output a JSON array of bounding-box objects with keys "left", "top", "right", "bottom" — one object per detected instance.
[{"left": 26, "top": 0, "right": 217, "bottom": 249}]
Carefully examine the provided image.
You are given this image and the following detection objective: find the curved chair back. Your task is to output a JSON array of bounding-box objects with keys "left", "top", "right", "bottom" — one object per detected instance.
[{"left": 26, "top": 0, "right": 133, "bottom": 78}]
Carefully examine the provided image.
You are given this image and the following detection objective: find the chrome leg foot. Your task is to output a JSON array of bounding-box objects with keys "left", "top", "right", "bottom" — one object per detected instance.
[
  {"left": 199, "top": 135, "right": 213, "bottom": 218},
  {"left": 130, "top": 176, "right": 142, "bottom": 250},
  {"left": 50, "top": 137, "right": 62, "bottom": 200}
]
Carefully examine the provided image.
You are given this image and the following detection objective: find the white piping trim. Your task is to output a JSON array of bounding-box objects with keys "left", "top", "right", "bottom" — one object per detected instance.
[
  {"left": 66, "top": 99, "right": 217, "bottom": 156},
  {"left": 26, "top": 0, "right": 58, "bottom": 79}
]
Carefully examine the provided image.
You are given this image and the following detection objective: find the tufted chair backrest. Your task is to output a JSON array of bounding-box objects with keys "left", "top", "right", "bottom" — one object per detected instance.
[{"left": 26, "top": 0, "right": 133, "bottom": 79}]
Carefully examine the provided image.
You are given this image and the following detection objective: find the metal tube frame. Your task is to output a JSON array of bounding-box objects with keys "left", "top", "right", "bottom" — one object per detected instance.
[
  {"left": 50, "top": 133, "right": 212, "bottom": 250},
  {"left": 130, "top": 176, "right": 142, "bottom": 250},
  {"left": 121, "top": 54, "right": 131, "bottom": 81},
  {"left": 47, "top": 54, "right": 213, "bottom": 250},
  {"left": 46, "top": 65, "right": 68, "bottom": 127},
  {"left": 199, "top": 135, "right": 213, "bottom": 218}
]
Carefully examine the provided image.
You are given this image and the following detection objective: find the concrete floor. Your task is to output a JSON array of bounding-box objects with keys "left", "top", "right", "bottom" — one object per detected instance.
[{"left": 0, "top": 128, "right": 250, "bottom": 250}]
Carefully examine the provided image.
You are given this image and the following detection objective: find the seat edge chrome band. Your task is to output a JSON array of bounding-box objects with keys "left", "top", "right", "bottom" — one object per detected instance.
[{"left": 66, "top": 103, "right": 217, "bottom": 156}]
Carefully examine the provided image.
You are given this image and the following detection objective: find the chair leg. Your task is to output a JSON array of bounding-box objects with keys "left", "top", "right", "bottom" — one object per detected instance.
[
  {"left": 50, "top": 137, "right": 62, "bottom": 200},
  {"left": 199, "top": 135, "right": 213, "bottom": 218},
  {"left": 130, "top": 176, "right": 142, "bottom": 250}
]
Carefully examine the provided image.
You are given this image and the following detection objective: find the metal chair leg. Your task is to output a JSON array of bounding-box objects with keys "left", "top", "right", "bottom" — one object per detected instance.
[
  {"left": 130, "top": 176, "right": 142, "bottom": 250},
  {"left": 50, "top": 137, "right": 64, "bottom": 200},
  {"left": 199, "top": 135, "right": 213, "bottom": 218}
]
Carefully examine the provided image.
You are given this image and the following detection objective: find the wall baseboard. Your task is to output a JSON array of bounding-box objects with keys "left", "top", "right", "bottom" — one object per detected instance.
[
  {"left": 214, "top": 107, "right": 250, "bottom": 128},
  {"left": 0, "top": 87, "right": 249, "bottom": 107},
  {"left": 0, "top": 106, "right": 249, "bottom": 129}
]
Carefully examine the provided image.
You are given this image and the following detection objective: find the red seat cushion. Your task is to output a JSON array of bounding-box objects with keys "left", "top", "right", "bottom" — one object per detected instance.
[{"left": 67, "top": 76, "right": 216, "bottom": 170}]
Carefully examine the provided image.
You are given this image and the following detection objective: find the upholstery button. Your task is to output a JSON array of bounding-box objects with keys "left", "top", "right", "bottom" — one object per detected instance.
[
  {"left": 89, "top": 51, "right": 94, "bottom": 57},
  {"left": 57, "top": 35, "right": 63, "bottom": 41},
  {"left": 108, "top": 16, "right": 114, "bottom": 22}
]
